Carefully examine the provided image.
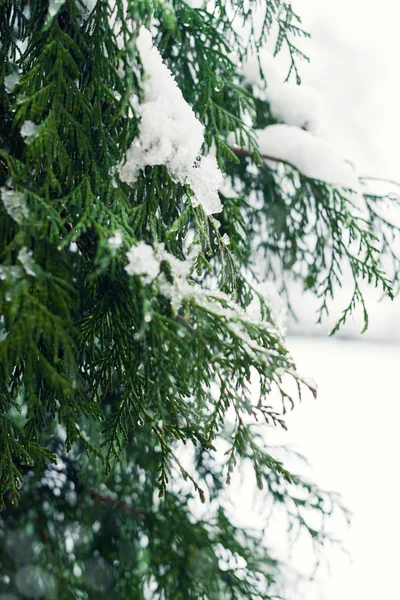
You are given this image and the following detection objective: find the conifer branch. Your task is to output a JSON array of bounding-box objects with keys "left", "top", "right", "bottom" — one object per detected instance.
[{"left": 0, "top": 2, "right": 396, "bottom": 597}]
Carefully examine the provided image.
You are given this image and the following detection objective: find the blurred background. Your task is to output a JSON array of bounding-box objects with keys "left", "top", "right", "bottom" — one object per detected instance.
[{"left": 250, "top": 0, "right": 400, "bottom": 596}]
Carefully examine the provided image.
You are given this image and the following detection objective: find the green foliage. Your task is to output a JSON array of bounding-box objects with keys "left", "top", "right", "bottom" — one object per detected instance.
[
  {"left": 227, "top": 155, "right": 397, "bottom": 333},
  {"left": 0, "top": 0, "right": 397, "bottom": 598},
  {"left": 0, "top": 430, "right": 347, "bottom": 599}
]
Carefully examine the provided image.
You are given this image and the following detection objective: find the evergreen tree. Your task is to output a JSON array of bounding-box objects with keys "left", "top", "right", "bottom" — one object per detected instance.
[{"left": 0, "top": 1, "right": 398, "bottom": 598}]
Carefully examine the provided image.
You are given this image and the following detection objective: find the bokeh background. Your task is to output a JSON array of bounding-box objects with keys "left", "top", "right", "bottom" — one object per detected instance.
[{"left": 250, "top": 0, "right": 400, "bottom": 596}]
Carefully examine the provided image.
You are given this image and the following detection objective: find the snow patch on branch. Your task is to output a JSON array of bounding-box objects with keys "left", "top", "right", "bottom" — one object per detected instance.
[
  {"left": 20, "top": 120, "right": 38, "bottom": 142},
  {"left": 242, "top": 51, "right": 327, "bottom": 136},
  {"left": 108, "top": 230, "right": 123, "bottom": 250},
  {"left": 241, "top": 51, "right": 360, "bottom": 190},
  {"left": 4, "top": 72, "right": 20, "bottom": 93},
  {"left": 257, "top": 125, "right": 360, "bottom": 190},
  {"left": 0, "top": 188, "right": 29, "bottom": 224},
  {"left": 125, "top": 241, "right": 160, "bottom": 283},
  {"left": 188, "top": 156, "right": 223, "bottom": 214},
  {"left": 124, "top": 241, "right": 285, "bottom": 347},
  {"left": 18, "top": 247, "right": 36, "bottom": 277},
  {"left": 118, "top": 27, "right": 223, "bottom": 215},
  {"left": 124, "top": 241, "right": 197, "bottom": 286}
]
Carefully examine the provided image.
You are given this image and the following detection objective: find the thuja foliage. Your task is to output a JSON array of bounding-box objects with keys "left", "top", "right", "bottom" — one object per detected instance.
[{"left": 0, "top": 1, "right": 398, "bottom": 598}]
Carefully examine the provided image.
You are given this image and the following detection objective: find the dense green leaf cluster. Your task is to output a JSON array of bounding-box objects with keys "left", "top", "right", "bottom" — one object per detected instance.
[
  {"left": 0, "top": 428, "right": 349, "bottom": 599},
  {"left": 0, "top": 1, "right": 397, "bottom": 598}
]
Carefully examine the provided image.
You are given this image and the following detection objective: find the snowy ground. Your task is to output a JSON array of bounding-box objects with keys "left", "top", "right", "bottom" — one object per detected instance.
[
  {"left": 284, "top": 336, "right": 400, "bottom": 598},
  {"left": 227, "top": 335, "right": 400, "bottom": 599}
]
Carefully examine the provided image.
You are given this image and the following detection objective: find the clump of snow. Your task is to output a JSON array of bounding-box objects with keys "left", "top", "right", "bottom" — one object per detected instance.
[
  {"left": 267, "top": 85, "right": 326, "bottom": 137},
  {"left": 159, "top": 269, "right": 281, "bottom": 357},
  {"left": 242, "top": 51, "right": 327, "bottom": 136},
  {"left": 242, "top": 51, "right": 281, "bottom": 89},
  {"left": 18, "top": 247, "right": 36, "bottom": 277},
  {"left": 20, "top": 120, "right": 38, "bottom": 141},
  {"left": 240, "top": 49, "right": 360, "bottom": 189},
  {"left": 125, "top": 241, "right": 160, "bottom": 283},
  {"left": 159, "top": 242, "right": 199, "bottom": 281},
  {"left": 256, "top": 124, "right": 360, "bottom": 190},
  {"left": 188, "top": 156, "right": 223, "bottom": 215},
  {"left": 0, "top": 188, "right": 29, "bottom": 224},
  {"left": 108, "top": 230, "right": 123, "bottom": 250},
  {"left": 119, "top": 27, "right": 203, "bottom": 181},
  {"left": 118, "top": 27, "right": 223, "bottom": 215},
  {"left": 125, "top": 241, "right": 197, "bottom": 285},
  {"left": 0, "top": 265, "right": 23, "bottom": 283},
  {"left": 4, "top": 72, "right": 20, "bottom": 93}
]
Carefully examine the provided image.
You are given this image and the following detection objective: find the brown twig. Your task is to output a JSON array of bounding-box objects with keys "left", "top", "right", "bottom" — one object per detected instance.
[
  {"left": 231, "top": 146, "right": 296, "bottom": 171},
  {"left": 36, "top": 513, "right": 48, "bottom": 543},
  {"left": 89, "top": 489, "right": 146, "bottom": 521},
  {"left": 0, "top": 157, "right": 9, "bottom": 175}
]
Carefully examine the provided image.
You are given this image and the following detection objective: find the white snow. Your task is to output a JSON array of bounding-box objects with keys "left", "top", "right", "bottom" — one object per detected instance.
[
  {"left": 108, "top": 230, "right": 123, "bottom": 250},
  {"left": 156, "top": 243, "right": 195, "bottom": 281},
  {"left": 20, "top": 120, "right": 38, "bottom": 141},
  {"left": 154, "top": 247, "right": 283, "bottom": 357},
  {"left": 242, "top": 51, "right": 327, "bottom": 136},
  {"left": 159, "top": 267, "right": 282, "bottom": 357},
  {"left": 239, "top": 51, "right": 358, "bottom": 188},
  {"left": 0, "top": 188, "right": 29, "bottom": 224},
  {"left": 4, "top": 72, "right": 20, "bottom": 93},
  {"left": 17, "top": 247, "right": 36, "bottom": 277},
  {"left": 118, "top": 27, "right": 204, "bottom": 182},
  {"left": 118, "top": 27, "right": 223, "bottom": 215},
  {"left": 125, "top": 241, "right": 160, "bottom": 282},
  {"left": 256, "top": 124, "right": 360, "bottom": 189},
  {"left": 187, "top": 156, "right": 223, "bottom": 215},
  {"left": 267, "top": 84, "right": 326, "bottom": 136},
  {"left": 242, "top": 51, "right": 282, "bottom": 89},
  {"left": 124, "top": 240, "right": 282, "bottom": 353},
  {"left": 125, "top": 241, "right": 200, "bottom": 286}
]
